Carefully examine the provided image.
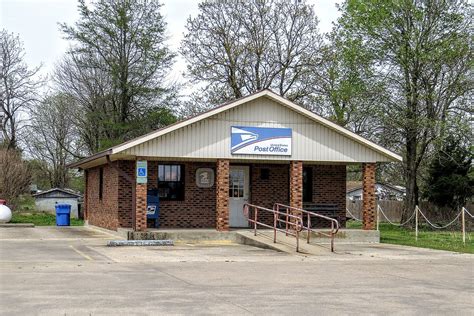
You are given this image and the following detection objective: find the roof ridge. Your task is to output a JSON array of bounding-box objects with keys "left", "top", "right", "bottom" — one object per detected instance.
[{"left": 69, "top": 90, "right": 402, "bottom": 169}]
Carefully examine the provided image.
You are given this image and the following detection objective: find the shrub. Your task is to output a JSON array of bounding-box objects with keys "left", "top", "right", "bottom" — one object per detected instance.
[{"left": 0, "top": 149, "right": 31, "bottom": 209}]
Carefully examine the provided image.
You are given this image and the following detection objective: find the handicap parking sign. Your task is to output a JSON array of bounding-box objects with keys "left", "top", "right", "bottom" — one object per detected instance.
[
  {"left": 136, "top": 161, "right": 147, "bottom": 184},
  {"left": 138, "top": 167, "right": 146, "bottom": 177}
]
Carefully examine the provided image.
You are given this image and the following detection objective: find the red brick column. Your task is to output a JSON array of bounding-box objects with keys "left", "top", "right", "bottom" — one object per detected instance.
[
  {"left": 362, "top": 163, "right": 376, "bottom": 230},
  {"left": 289, "top": 161, "right": 303, "bottom": 209},
  {"left": 83, "top": 169, "right": 88, "bottom": 221},
  {"left": 135, "top": 161, "right": 147, "bottom": 232},
  {"left": 216, "top": 159, "right": 230, "bottom": 231}
]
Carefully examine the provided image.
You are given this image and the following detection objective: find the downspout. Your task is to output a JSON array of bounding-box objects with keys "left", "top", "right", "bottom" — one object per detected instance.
[{"left": 106, "top": 155, "right": 136, "bottom": 231}]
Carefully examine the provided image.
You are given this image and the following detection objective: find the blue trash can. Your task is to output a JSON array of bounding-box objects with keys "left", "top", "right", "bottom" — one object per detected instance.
[{"left": 55, "top": 204, "right": 71, "bottom": 226}]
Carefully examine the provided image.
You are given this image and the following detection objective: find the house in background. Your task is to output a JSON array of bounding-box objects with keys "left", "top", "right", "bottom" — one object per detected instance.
[
  {"left": 33, "top": 188, "right": 83, "bottom": 218},
  {"left": 347, "top": 181, "right": 405, "bottom": 201}
]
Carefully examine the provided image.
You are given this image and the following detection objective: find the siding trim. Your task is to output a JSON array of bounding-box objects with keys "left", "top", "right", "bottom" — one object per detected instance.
[
  {"left": 71, "top": 90, "right": 402, "bottom": 169},
  {"left": 113, "top": 90, "right": 401, "bottom": 161}
]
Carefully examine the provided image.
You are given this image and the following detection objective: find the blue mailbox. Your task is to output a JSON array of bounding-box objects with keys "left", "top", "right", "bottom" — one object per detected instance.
[{"left": 147, "top": 189, "right": 160, "bottom": 228}]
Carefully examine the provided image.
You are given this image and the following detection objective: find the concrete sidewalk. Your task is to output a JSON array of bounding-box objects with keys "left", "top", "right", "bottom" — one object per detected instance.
[{"left": 0, "top": 226, "right": 473, "bottom": 315}]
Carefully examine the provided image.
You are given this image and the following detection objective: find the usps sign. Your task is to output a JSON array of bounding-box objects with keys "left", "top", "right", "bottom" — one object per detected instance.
[{"left": 231, "top": 126, "right": 292, "bottom": 156}]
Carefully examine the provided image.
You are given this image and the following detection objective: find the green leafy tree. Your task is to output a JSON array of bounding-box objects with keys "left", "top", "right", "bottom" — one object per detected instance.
[
  {"left": 338, "top": 0, "right": 473, "bottom": 223},
  {"left": 311, "top": 29, "right": 385, "bottom": 137},
  {"left": 59, "top": 0, "right": 176, "bottom": 153},
  {"left": 424, "top": 137, "right": 473, "bottom": 209}
]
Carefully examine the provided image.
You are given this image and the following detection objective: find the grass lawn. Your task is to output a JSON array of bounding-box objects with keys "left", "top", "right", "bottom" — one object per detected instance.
[
  {"left": 15, "top": 194, "right": 36, "bottom": 212},
  {"left": 11, "top": 212, "right": 84, "bottom": 226},
  {"left": 9, "top": 194, "right": 84, "bottom": 226},
  {"left": 347, "top": 221, "right": 474, "bottom": 254}
]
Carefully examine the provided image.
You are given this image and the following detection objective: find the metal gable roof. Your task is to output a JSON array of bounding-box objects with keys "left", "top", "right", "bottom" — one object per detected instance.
[
  {"left": 33, "top": 188, "right": 82, "bottom": 198},
  {"left": 69, "top": 89, "right": 402, "bottom": 169}
]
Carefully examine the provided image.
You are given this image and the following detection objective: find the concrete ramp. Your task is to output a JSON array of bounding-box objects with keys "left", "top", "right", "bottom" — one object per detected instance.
[
  {"left": 236, "top": 230, "right": 330, "bottom": 255},
  {"left": 124, "top": 228, "right": 379, "bottom": 255},
  {"left": 236, "top": 229, "right": 380, "bottom": 255}
]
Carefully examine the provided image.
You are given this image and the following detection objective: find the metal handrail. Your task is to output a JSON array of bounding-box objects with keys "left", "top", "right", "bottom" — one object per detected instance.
[
  {"left": 274, "top": 203, "right": 340, "bottom": 252},
  {"left": 243, "top": 203, "right": 303, "bottom": 252}
]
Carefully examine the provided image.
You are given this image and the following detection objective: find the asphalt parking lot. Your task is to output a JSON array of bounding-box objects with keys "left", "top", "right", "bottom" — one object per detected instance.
[{"left": 0, "top": 226, "right": 473, "bottom": 315}]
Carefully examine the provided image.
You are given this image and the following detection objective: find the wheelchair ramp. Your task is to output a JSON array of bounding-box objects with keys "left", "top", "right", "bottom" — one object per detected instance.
[
  {"left": 236, "top": 230, "right": 333, "bottom": 255},
  {"left": 236, "top": 229, "right": 380, "bottom": 255}
]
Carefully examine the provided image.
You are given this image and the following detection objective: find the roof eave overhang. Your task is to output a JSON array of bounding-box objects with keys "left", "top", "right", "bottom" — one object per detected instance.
[
  {"left": 67, "top": 149, "right": 112, "bottom": 169},
  {"left": 70, "top": 89, "right": 403, "bottom": 169},
  {"left": 267, "top": 93, "right": 403, "bottom": 162},
  {"left": 110, "top": 90, "right": 270, "bottom": 155}
]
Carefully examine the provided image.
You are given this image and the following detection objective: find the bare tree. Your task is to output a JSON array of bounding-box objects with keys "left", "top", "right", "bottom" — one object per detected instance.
[
  {"left": 54, "top": 52, "right": 114, "bottom": 154},
  {"left": 181, "top": 0, "right": 323, "bottom": 108},
  {"left": 28, "top": 93, "right": 81, "bottom": 188},
  {"left": 0, "top": 30, "right": 42, "bottom": 150},
  {"left": 0, "top": 149, "right": 31, "bottom": 208}
]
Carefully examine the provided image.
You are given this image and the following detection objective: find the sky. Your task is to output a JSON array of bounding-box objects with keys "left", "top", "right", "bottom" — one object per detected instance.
[{"left": 0, "top": 0, "right": 343, "bottom": 86}]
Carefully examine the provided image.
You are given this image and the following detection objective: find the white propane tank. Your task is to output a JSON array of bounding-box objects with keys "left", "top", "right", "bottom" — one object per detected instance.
[{"left": 0, "top": 205, "right": 12, "bottom": 223}]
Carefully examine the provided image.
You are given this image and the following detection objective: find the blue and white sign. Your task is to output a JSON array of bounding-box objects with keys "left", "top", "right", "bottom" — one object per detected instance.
[
  {"left": 147, "top": 205, "right": 156, "bottom": 215},
  {"left": 137, "top": 168, "right": 146, "bottom": 177},
  {"left": 231, "top": 126, "right": 292, "bottom": 156},
  {"left": 136, "top": 160, "right": 147, "bottom": 184}
]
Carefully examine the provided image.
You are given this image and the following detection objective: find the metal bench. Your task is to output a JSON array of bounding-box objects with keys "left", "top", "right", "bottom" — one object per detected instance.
[{"left": 302, "top": 203, "right": 342, "bottom": 227}]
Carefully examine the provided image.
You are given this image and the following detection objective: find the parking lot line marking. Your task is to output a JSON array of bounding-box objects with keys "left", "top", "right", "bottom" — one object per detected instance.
[
  {"left": 69, "top": 245, "right": 93, "bottom": 261},
  {"left": 174, "top": 240, "right": 236, "bottom": 246}
]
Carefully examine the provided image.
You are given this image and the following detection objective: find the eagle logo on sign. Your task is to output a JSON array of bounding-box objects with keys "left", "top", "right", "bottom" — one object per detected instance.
[{"left": 231, "top": 127, "right": 258, "bottom": 150}]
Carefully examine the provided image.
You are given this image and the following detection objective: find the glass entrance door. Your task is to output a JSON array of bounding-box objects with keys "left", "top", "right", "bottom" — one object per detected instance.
[{"left": 229, "top": 166, "right": 250, "bottom": 227}]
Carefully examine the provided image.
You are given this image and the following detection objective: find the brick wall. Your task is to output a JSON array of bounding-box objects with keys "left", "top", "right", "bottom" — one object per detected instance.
[
  {"left": 85, "top": 160, "right": 347, "bottom": 231},
  {"left": 116, "top": 160, "right": 217, "bottom": 229},
  {"left": 153, "top": 161, "right": 216, "bottom": 228},
  {"left": 250, "top": 163, "right": 346, "bottom": 228},
  {"left": 216, "top": 160, "right": 230, "bottom": 231},
  {"left": 84, "top": 169, "right": 88, "bottom": 220},
  {"left": 251, "top": 164, "right": 289, "bottom": 226},
  {"left": 362, "top": 163, "right": 376, "bottom": 230},
  {"left": 86, "top": 163, "right": 119, "bottom": 230},
  {"left": 308, "top": 164, "right": 347, "bottom": 227},
  {"left": 118, "top": 161, "right": 134, "bottom": 228},
  {"left": 135, "top": 182, "right": 147, "bottom": 231},
  {"left": 289, "top": 161, "right": 303, "bottom": 210}
]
